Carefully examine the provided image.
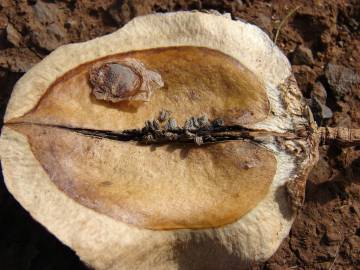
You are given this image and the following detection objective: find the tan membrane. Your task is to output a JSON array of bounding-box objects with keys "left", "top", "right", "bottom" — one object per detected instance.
[
  {"left": 10, "top": 124, "right": 277, "bottom": 230},
  {"left": 10, "top": 47, "right": 270, "bottom": 130}
]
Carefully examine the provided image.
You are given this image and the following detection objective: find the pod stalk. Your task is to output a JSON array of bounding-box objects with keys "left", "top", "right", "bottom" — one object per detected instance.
[{"left": 319, "top": 127, "right": 360, "bottom": 147}]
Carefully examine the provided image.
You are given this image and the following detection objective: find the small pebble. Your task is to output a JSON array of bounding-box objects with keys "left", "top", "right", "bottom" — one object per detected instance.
[
  {"left": 6, "top": 23, "right": 22, "bottom": 47},
  {"left": 311, "top": 81, "right": 327, "bottom": 104},
  {"left": 292, "top": 45, "right": 314, "bottom": 66},
  {"left": 325, "top": 226, "right": 342, "bottom": 243},
  {"left": 325, "top": 63, "right": 360, "bottom": 100}
]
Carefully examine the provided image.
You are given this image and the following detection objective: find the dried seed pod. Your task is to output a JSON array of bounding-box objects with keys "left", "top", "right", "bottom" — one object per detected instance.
[
  {"left": 89, "top": 58, "right": 164, "bottom": 102},
  {"left": 2, "top": 11, "right": 351, "bottom": 270}
]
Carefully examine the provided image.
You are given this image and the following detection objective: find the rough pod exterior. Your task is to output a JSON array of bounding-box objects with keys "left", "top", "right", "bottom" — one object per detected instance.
[{"left": 1, "top": 11, "right": 358, "bottom": 270}]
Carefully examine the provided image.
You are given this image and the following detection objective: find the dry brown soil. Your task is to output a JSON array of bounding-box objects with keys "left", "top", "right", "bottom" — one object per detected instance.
[{"left": 0, "top": 1, "right": 359, "bottom": 269}]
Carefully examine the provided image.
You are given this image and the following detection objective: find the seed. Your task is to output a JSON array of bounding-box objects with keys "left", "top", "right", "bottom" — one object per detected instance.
[
  {"left": 165, "top": 118, "right": 178, "bottom": 131},
  {"left": 197, "top": 115, "right": 210, "bottom": 128},
  {"left": 159, "top": 110, "right": 171, "bottom": 122},
  {"left": 164, "top": 132, "right": 178, "bottom": 141},
  {"left": 152, "top": 119, "right": 161, "bottom": 130},
  {"left": 184, "top": 117, "right": 199, "bottom": 130},
  {"left": 194, "top": 136, "right": 203, "bottom": 145},
  {"left": 143, "top": 134, "right": 154, "bottom": 143},
  {"left": 144, "top": 120, "right": 153, "bottom": 131},
  {"left": 212, "top": 118, "right": 224, "bottom": 128}
]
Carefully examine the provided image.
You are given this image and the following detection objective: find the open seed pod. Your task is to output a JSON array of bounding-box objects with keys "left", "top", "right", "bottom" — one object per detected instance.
[{"left": 0, "top": 11, "right": 320, "bottom": 270}]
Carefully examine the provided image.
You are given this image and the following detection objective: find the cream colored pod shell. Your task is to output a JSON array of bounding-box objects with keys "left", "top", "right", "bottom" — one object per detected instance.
[{"left": 0, "top": 12, "right": 315, "bottom": 270}]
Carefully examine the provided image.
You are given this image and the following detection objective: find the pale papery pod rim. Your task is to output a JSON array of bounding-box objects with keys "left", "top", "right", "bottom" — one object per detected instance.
[{"left": 0, "top": 11, "right": 318, "bottom": 270}]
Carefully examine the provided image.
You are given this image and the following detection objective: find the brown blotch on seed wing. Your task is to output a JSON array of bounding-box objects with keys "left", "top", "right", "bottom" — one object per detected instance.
[{"left": 89, "top": 58, "right": 164, "bottom": 102}]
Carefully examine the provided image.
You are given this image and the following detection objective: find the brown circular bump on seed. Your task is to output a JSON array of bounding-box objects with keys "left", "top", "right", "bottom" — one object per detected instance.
[
  {"left": 89, "top": 62, "right": 141, "bottom": 100},
  {"left": 89, "top": 58, "right": 164, "bottom": 102},
  {"left": 0, "top": 11, "right": 320, "bottom": 270}
]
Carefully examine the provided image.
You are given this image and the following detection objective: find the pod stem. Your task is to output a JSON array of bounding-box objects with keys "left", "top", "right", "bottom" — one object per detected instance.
[{"left": 319, "top": 127, "right": 360, "bottom": 147}]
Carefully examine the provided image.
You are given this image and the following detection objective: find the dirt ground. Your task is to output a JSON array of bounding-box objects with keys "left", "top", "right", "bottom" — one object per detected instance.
[{"left": 0, "top": 0, "right": 359, "bottom": 269}]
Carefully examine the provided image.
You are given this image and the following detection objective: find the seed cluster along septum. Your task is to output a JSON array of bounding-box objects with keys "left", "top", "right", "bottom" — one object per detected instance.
[
  {"left": 142, "top": 111, "right": 226, "bottom": 145},
  {"left": 66, "top": 110, "right": 258, "bottom": 146}
]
